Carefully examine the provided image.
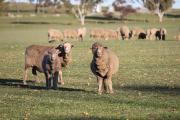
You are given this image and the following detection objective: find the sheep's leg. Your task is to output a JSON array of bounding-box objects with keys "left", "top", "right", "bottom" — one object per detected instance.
[
  {"left": 32, "top": 67, "right": 40, "bottom": 83},
  {"left": 107, "top": 76, "right": 114, "bottom": 94},
  {"left": 97, "top": 76, "right": 103, "bottom": 95},
  {"left": 53, "top": 72, "right": 58, "bottom": 90},
  {"left": 23, "top": 68, "right": 28, "bottom": 85},
  {"left": 58, "top": 70, "right": 64, "bottom": 85},
  {"left": 45, "top": 73, "right": 51, "bottom": 89},
  {"left": 103, "top": 78, "right": 109, "bottom": 93},
  {"left": 162, "top": 35, "right": 165, "bottom": 40}
]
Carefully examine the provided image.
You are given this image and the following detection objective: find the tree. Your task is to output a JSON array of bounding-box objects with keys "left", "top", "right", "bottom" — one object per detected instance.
[
  {"left": 72, "top": 0, "right": 102, "bottom": 25},
  {"left": 0, "top": 0, "right": 7, "bottom": 15},
  {"left": 138, "top": 0, "right": 174, "bottom": 22},
  {"left": 112, "top": 0, "right": 136, "bottom": 19}
]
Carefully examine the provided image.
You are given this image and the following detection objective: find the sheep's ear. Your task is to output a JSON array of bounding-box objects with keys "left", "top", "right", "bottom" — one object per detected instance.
[
  {"left": 104, "top": 46, "right": 108, "bottom": 49},
  {"left": 71, "top": 45, "right": 74, "bottom": 48},
  {"left": 56, "top": 44, "right": 63, "bottom": 49}
]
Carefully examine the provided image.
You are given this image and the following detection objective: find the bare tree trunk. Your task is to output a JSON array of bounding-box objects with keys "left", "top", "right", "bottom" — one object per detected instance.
[
  {"left": 78, "top": 5, "right": 85, "bottom": 25},
  {"left": 158, "top": 12, "right": 164, "bottom": 23},
  {"left": 80, "top": 15, "right": 85, "bottom": 25}
]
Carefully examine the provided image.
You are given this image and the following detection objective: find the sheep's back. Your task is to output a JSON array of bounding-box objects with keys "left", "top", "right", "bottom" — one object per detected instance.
[
  {"left": 107, "top": 50, "right": 119, "bottom": 74},
  {"left": 25, "top": 45, "right": 53, "bottom": 71}
]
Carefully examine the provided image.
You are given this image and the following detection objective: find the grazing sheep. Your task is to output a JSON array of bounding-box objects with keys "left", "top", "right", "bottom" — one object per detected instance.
[
  {"left": 146, "top": 28, "right": 159, "bottom": 40},
  {"left": 48, "top": 29, "right": 64, "bottom": 42},
  {"left": 174, "top": 35, "right": 180, "bottom": 41},
  {"left": 90, "top": 28, "right": 104, "bottom": 40},
  {"left": 159, "top": 28, "right": 167, "bottom": 40},
  {"left": 23, "top": 42, "right": 74, "bottom": 86},
  {"left": 118, "top": 25, "right": 130, "bottom": 40},
  {"left": 77, "top": 27, "right": 87, "bottom": 41},
  {"left": 63, "top": 29, "right": 78, "bottom": 40},
  {"left": 130, "top": 27, "right": 146, "bottom": 39},
  {"left": 90, "top": 42, "right": 119, "bottom": 94},
  {"left": 43, "top": 47, "right": 62, "bottom": 89},
  {"left": 106, "top": 29, "right": 120, "bottom": 40}
]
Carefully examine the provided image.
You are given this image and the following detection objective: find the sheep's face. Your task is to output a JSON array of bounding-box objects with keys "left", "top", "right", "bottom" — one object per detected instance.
[
  {"left": 91, "top": 42, "right": 107, "bottom": 57},
  {"left": 48, "top": 48, "right": 59, "bottom": 62},
  {"left": 63, "top": 42, "right": 74, "bottom": 54},
  {"left": 96, "top": 46, "right": 104, "bottom": 57},
  {"left": 160, "top": 29, "right": 167, "bottom": 35}
]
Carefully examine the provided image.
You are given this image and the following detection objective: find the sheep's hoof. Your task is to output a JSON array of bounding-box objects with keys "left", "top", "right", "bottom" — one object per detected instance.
[
  {"left": 109, "top": 91, "right": 114, "bottom": 94},
  {"left": 98, "top": 91, "right": 103, "bottom": 95},
  {"left": 58, "top": 81, "right": 64, "bottom": 85}
]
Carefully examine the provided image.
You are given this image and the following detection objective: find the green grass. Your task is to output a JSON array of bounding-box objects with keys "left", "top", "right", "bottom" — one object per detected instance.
[{"left": 0, "top": 13, "right": 180, "bottom": 120}]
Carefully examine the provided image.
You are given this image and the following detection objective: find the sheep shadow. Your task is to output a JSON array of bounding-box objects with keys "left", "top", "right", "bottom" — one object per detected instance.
[
  {"left": 118, "top": 85, "right": 180, "bottom": 95},
  {"left": 0, "top": 78, "right": 86, "bottom": 92}
]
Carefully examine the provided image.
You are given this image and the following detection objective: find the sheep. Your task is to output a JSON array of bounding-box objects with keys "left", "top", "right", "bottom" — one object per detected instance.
[
  {"left": 146, "top": 28, "right": 159, "bottom": 40},
  {"left": 158, "top": 28, "right": 167, "bottom": 40},
  {"left": 90, "top": 28, "right": 104, "bottom": 40},
  {"left": 43, "top": 47, "right": 62, "bottom": 89},
  {"left": 90, "top": 42, "right": 119, "bottom": 94},
  {"left": 174, "top": 35, "right": 180, "bottom": 41},
  {"left": 77, "top": 27, "right": 87, "bottom": 41},
  {"left": 130, "top": 27, "right": 146, "bottom": 40},
  {"left": 118, "top": 25, "right": 130, "bottom": 40},
  {"left": 106, "top": 29, "right": 120, "bottom": 40},
  {"left": 23, "top": 42, "right": 74, "bottom": 86},
  {"left": 48, "top": 29, "right": 64, "bottom": 42},
  {"left": 63, "top": 29, "right": 78, "bottom": 40}
]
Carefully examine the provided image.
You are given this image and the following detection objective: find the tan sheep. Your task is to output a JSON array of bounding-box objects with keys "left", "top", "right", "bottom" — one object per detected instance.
[
  {"left": 146, "top": 28, "right": 159, "bottom": 40},
  {"left": 159, "top": 28, "right": 167, "bottom": 40},
  {"left": 174, "top": 35, "right": 180, "bottom": 41},
  {"left": 118, "top": 25, "right": 130, "bottom": 40},
  {"left": 90, "top": 28, "right": 104, "bottom": 40},
  {"left": 91, "top": 42, "right": 119, "bottom": 94},
  {"left": 130, "top": 27, "right": 146, "bottom": 39},
  {"left": 77, "top": 27, "right": 87, "bottom": 41},
  {"left": 48, "top": 29, "right": 64, "bottom": 42},
  {"left": 63, "top": 29, "right": 78, "bottom": 40}
]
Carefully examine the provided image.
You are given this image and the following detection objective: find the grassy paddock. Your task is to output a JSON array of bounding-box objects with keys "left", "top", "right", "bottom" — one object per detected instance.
[{"left": 0, "top": 14, "right": 180, "bottom": 120}]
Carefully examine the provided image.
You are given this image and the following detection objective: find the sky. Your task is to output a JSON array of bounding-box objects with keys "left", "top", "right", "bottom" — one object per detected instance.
[
  {"left": 71, "top": 0, "right": 180, "bottom": 9},
  {"left": 5, "top": 0, "right": 180, "bottom": 9}
]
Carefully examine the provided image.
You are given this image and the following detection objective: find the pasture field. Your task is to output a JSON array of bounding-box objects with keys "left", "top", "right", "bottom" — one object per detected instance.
[{"left": 0, "top": 13, "right": 180, "bottom": 120}]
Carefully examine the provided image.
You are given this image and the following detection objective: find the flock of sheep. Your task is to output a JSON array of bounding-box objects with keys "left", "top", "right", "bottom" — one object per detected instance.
[
  {"left": 23, "top": 25, "right": 179, "bottom": 94},
  {"left": 23, "top": 41, "right": 119, "bottom": 94},
  {"left": 48, "top": 25, "right": 170, "bottom": 42}
]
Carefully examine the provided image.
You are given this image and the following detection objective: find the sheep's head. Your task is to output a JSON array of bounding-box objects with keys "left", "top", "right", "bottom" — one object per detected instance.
[
  {"left": 160, "top": 28, "right": 167, "bottom": 35},
  {"left": 47, "top": 47, "right": 60, "bottom": 63},
  {"left": 56, "top": 42, "right": 74, "bottom": 54},
  {"left": 91, "top": 42, "right": 107, "bottom": 57}
]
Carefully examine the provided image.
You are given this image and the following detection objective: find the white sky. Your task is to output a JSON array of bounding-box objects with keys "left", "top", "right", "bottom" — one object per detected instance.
[{"left": 71, "top": 0, "right": 180, "bottom": 9}]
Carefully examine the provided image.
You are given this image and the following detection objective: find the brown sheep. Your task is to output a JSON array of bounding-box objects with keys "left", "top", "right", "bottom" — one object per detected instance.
[
  {"left": 118, "top": 25, "right": 130, "bottom": 40},
  {"left": 77, "top": 27, "right": 87, "bottom": 41},
  {"left": 48, "top": 29, "right": 64, "bottom": 42},
  {"left": 23, "top": 42, "right": 74, "bottom": 85},
  {"left": 90, "top": 42, "right": 119, "bottom": 94},
  {"left": 43, "top": 47, "right": 62, "bottom": 89}
]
